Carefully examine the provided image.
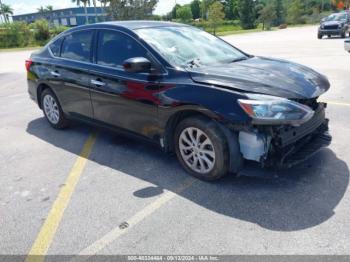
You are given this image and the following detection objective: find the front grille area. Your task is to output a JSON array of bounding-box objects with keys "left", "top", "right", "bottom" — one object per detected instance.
[
  {"left": 272, "top": 103, "right": 326, "bottom": 148},
  {"left": 264, "top": 104, "right": 330, "bottom": 168},
  {"left": 324, "top": 25, "right": 339, "bottom": 30}
]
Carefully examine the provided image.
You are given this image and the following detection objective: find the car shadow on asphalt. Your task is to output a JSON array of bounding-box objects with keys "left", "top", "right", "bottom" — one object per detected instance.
[{"left": 26, "top": 118, "right": 349, "bottom": 232}]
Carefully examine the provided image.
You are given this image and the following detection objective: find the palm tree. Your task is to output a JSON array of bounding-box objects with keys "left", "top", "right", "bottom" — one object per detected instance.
[
  {"left": 45, "top": 5, "right": 54, "bottom": 27},
  {"left": 37, "top": 6, "right": 46, "bottom": 19},
  {"left": 0, "top": 1, "right": 3, "bottom": 23},
  {"left": 0, "top": 3, "right": 13, "bottom": 23},
  {"left": 99, "top": 0, "right": 110, "bottom": 21},
  {"left": 92, "top": 0, "right": 98, "bottom": 22},
  {"left": 46, "top": 5, "right": 53, "bottom": 12},
  {"left": 72, "top": 0, "right": 91, "bottom": 24},
  {"left": 37, "top": 6, "right": 45, "bottom": 13}
]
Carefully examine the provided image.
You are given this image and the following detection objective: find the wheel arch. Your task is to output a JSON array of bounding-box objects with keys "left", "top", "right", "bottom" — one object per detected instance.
[
  {"left": 163, "top": 108, "right": 217, "bottom": 153},
  {"left": 37, "top": 83, "right": 63, "bottom": 111},
  {"left": 162, "top": 107, "right": 244, "bottom": 174},
  {"left": 37, "top": 83, "right": 51, "bottom": 109}
]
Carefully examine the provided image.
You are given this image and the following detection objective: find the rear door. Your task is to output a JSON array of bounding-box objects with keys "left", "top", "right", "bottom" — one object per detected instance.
[
  {"left": 89, "top": 29, "right": 161, "bottom": 139},
  {"left": 49, "top": 30, "right": 95, "bottom": 120}
]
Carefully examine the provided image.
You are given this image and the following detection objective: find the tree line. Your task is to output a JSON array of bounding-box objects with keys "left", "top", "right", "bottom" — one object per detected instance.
[
  {"left": 0, "top": 2, "right": 13, "bottom": 23},
  {"left": 1, "top": 0, "right": 348, "bottom": 27},
  {"left": 167, "top": 0, "right": 349, "bottom": 31},
  {"left": 69, "top": 0, "right": 349, "bottom": 33}
]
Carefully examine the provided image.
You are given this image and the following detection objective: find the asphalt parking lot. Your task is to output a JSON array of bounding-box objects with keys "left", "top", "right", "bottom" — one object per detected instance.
[{"left": 1, "top": 25, "right": 350, "bottom": 258}]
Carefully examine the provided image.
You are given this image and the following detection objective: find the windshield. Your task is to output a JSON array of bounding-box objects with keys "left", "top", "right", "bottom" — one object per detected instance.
[
  {"left": 135, "top": 26, "right": 247, "bottom": 68},
  {"left": 324, "top": 13, "right": 348, "bottom": 22}
]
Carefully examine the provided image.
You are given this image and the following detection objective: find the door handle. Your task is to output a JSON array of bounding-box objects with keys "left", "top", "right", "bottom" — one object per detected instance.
[
  {"left": 50, "top": 71, "right": 61, "bottom": 77},
  {"left": 91, "top": 79, "right": 106, "bottom": 87}
]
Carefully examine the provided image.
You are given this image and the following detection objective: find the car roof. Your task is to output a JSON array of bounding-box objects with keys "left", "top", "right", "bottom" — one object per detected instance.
[
  {"left": 65, "top": 20, "right": 188, "bottom": 34},
  {"left": 101, "top": 20, "right": 187, "bottom": 30}
]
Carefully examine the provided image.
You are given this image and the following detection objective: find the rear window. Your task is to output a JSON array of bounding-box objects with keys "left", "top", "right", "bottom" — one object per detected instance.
[
  {"left": 49, "top": 37, "right": 63, "bottom": 57},
  {"left": 61, "top": 30, "right": 93, "bottom": 62}
]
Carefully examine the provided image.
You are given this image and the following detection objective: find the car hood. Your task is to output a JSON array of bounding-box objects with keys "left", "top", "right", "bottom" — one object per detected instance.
[
  {"left": 321, "top": 20, "right": 343, "bottom": 26},
  {"left": 188, "top": 56, "right": 330, "bottom": 99}
]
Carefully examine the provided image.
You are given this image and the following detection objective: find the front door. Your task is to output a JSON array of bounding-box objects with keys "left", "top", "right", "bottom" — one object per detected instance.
[{"left": 89, "top": 29, "right": 161, "bottom": 139}]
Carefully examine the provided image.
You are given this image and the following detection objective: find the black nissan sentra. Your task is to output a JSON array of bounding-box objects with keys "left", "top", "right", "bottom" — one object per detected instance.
[{"left": 26, "top": 21, "right": 332, "bottom": 181}]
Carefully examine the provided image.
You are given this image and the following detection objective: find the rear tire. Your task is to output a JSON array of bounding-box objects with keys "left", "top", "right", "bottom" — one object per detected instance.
[
  {"left": 328, "top": 35, "right": 331, "bottom": 38},
  {"left": 174, "top": 116, "right": 229, "bottom": 181},
  {"left": 41, "top": 88, "right": 69, "bottom": 129}
]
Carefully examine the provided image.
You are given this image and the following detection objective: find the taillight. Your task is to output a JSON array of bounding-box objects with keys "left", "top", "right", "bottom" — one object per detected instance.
[{"left": 25, "top": 59, "right": 33, "bottom": 72}]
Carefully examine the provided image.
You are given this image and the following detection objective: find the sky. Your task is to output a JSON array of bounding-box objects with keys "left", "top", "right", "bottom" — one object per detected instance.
[{"left": 3, "top": 0, "right": 192, "bottom": 16}]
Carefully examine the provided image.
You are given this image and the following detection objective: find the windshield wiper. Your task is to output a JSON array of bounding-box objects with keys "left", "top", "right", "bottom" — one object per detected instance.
[
  {"left": 185, "top": 58, "right": 201, "bottom": 68},
  {"left": 231, "top": 56, "right": 249, "bottom": 63}
]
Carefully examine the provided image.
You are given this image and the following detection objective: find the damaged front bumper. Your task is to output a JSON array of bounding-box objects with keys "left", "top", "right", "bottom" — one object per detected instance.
[
  {"left": 238, "top": 103, "right": 331, "bottom": 169},
  {"left": 266, "top": 122, "right": 331, "bottom": 169}
]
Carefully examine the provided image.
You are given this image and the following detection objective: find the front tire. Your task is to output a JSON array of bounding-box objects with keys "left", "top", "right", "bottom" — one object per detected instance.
[
  {"left": 174, "top": 116, "right": 229, "bottom": 181},
  {"left": 317, "top": 33, "right": 322, "bottom": 39},
  {"left": 341, "top": 32, "right": 346, "bottom": 38},
  {"left": 41, "top": 88, "right": 69, "bottom": 129}
]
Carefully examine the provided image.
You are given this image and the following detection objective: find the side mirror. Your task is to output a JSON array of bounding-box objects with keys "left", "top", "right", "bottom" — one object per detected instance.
[{"left": 123, "top": 57, "right": 152, "bottom": 73}]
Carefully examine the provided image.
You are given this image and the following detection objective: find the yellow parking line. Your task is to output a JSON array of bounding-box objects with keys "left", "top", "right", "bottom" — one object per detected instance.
[
  {"left": 26, "top": 133, "right": 97, "bottom": 262},
  {"left": 70, "top": 178, "right": 196, "bottom": 262},
  {"left": 321, "top": 100, "right": 350, "bottom": 107}
]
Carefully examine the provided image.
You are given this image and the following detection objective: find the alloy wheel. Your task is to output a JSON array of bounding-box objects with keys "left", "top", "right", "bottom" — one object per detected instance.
[
  {"left": 43, "top": 94, "right": 60, "bottom": 124},
  {"left": 179, "top": 127, "right": 216, "bottom": 174}
]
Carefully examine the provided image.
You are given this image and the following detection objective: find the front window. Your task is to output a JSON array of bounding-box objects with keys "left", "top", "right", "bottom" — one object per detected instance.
[
  {"left": 135, "top": 26, "right": 247, "bottom": 68},
  {"left": 96, "top": 30, "right": 148, "bottom": 68},
  {"left": 324, "top": 13, "right": 348, "bottom": 22}
]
